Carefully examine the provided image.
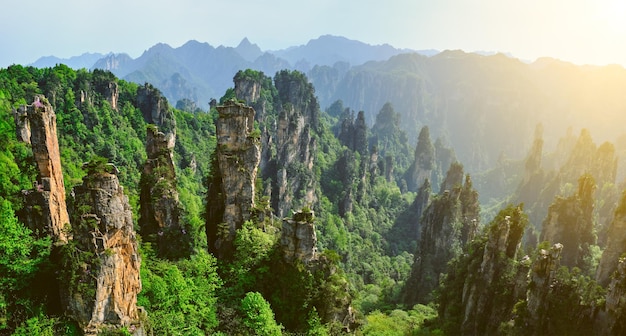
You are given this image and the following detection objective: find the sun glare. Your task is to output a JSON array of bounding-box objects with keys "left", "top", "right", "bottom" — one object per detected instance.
[{"left": 600, "top": 0, "right": 626, "bottom": 34}]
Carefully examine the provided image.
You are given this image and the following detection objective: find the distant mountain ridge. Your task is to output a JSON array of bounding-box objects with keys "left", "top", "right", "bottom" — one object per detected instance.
[
  {"left": 30, "top": 52, "right": 107, "bottom": 69},
  {"left": 29, "top": 35, "right": 424, "bottom": 108}
]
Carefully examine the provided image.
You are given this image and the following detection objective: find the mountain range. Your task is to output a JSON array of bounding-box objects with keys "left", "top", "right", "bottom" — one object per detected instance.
[
  {"left": 31, "top": 35, "right": 430, "bottom": 108},
  {"left": 29, "top": 35, "right": 626, "bottom": 181}
]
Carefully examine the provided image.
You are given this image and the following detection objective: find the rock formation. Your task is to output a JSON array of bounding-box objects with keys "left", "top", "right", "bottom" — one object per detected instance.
[
  {"left": 404, "top": 162, "right": 480, "bottom": 305},
  {"left": 136, "top": 83, "right": 176, "bottom": 134},
  {"left": 231, "top": 70, "right": 322, "bottom": 219},
  {"left": 139, "top": 125, "right": 190, "bottom": 259},
  {"left": 540, "top": 174, "right": 595, "bottom": 269},
  {"left": 206, "top": 100, "right": 261, "bottom": 259},
  {"left": 101, "top": 81, "right": 119, "bottom": 110},
  {"left": 604, "top": 257, "right": 626, "bottom": 334},
  {"left": 337, "top": 110, "right": 368, "bottom": 156},
  {"left": 597, "top": 192, "right": 626, "bottom": 286},
  {"left": 458, "top": 206, "right": 528, "bottom": 335},
  {"left": 14, "top": 95, "right": 70, "bottom": 243},
  {"left": 524, "top": 243, "right": 563, "bottom": 335},
  {"left": 408, "top": 179, "right": 432, "bottom": 241},
  {"left": 234, "top": 73, "right": 262, "bottom": 106},
  {"left": 63, "top": 163, "right": 142, "bottom": 335},
  {"left": 271, "top": 70, "right": 319, "bottom": 217},
  {"left": 280, "top": 209, "right": 318, "bottom": 264},
  {"left": 405, "top": 126, "right": 436, "bottom": 192}
]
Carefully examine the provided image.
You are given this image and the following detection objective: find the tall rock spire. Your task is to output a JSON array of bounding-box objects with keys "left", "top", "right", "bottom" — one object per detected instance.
[
  {"left": 64, "top": 161, "right": 142, "bottom": 335},
  {"left": 14, "top": 94, "right": 70, "bottom": 243},
  {"left": 206, "top": 100, "right": 261, "bottom": 259}
]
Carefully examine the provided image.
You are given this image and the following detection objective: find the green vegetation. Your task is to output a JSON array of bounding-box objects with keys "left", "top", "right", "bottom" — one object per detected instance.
[{"left": 1, "top": 64, "right": 626, "bottom": 335}]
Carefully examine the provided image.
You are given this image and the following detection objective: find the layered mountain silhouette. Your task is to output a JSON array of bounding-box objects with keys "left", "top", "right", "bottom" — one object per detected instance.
[{"left": 29, "top": 35, "right": 626, "bottom": 180}]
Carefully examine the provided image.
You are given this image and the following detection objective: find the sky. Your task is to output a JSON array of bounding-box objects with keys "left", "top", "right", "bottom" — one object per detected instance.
[{"left": 1, "top": 0, "right": 625, "bottom": 68}]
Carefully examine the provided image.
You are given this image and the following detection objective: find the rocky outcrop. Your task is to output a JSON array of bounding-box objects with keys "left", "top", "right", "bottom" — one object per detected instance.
[
  {"left": 64, "top": 166, "right": 142, "bottom": 335},
  {"left": 233, "top": 70, "right": 322, "bottom": 219},
  {"left": 14, "top": 95, "right": 70, "bottom": 243},
  {"left": 407, "top": 179, "right": 432, "bottom": 241},
  {"left": 206, "top": 100, "right": 261, "bottom": 259},
  {"left": 337, "top": 110, "right": 368, "bottom": 156},
  {"left": 405, "top": 126, "right": 436, "bottom": 192},
  {"left": 459, "top": 207, "right": 529, "bottom": 335},
  {"left": 139, "top": 125, "right": 190, "bottom": 259},
  {"left": 524, "top": 243, "right": 563, "bottom": 335},
  {"left": 604, "top": 257, "right": 626, "bottom": 334},
  {"left": 136, "top": 83, "right": 176, "bottom": 134},
  {"left": 270, "top": 70, "right": 319, "bottom": 217},
  {"left": 597, "top": 192, "right": 626, "bottom": 286},
  {"left": 234, "top": 74, "right": 261, "bottom": 105},
  {"left": 101, "top": 81, "right": 119, "bottom": 110},
  {"left": 281, "top": 209, "right": 318, "bottom": 264},
  {"left": 404, "top": 163, "right": 480, "bottom": 305},
  {"left": 540, "top": 174, "right": 595, "bottom": 269}
]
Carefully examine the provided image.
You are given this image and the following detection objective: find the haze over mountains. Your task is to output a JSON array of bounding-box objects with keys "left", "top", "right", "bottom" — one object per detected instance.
[
  {"left": 29, "top": 35, "right": 626, "bottom": 180},
  {"left": 31, "top": 35, "right": 430, "bottom": 105}
]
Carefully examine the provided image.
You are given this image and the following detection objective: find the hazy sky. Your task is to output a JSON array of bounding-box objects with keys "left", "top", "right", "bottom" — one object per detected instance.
[{"left": 1, "top": 0, "right": 625, "bottom": 68}]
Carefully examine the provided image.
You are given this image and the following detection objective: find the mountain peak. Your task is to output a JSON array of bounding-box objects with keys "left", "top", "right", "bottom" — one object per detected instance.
[{"left": 235, "top": 37, "right": 263, "bottom": 62}]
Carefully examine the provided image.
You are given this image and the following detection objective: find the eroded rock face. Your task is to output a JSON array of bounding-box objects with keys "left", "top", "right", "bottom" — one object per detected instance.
[
  {"left": 540, "top": 174, "right": 595, "bottom": 269},
  {"left": 14, "top": 95, "right": 70, "bottom": 243},
  {"left": 281, "top": 210, "right": 318, "bottom": 264},
  {"left": 525, "top": 243, "right": 563, "bottom": 334},
  {"left": 404, "top": 164, "right": 480, "bottom": 305},
  {"left": 206, "top": 100, "right": 261, "bottom": 259},
  {"left": 235, "top": 77, "right": 261, "bottom": 105},
  {"left": 66, "top": 171, "right": 141, "bottom": 335},
  {"left": 459, "top": 209, "right": 528, "bottom": 335},
  {"left": 136, "top": 83, "right": 176, "bottom": 134},
  {"left": 405, "top": 126, "right": 436, "bottom": 192},
  {"left": 139, "top": 126, "right": 190, "bottom": 259},
  {"left": 604, "top": 257, "right": 626, "bottom": 334},
  {"left": 597, "top": 193, "right": 626, "bottom": 286}
]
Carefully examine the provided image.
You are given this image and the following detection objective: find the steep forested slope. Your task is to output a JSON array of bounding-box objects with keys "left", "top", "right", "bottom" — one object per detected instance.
[{"left": 2, "top": 62, "right": 626, "bottom": 336}]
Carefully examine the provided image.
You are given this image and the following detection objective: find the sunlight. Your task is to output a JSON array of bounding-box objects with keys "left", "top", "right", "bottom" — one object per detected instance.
[{"left": 600, "top": 0, "right": 626, "bottom": 34}]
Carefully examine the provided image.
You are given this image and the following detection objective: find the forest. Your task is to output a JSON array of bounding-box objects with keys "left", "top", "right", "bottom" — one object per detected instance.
[{"left": 0, "top": 63, "right": 626, "bottom": 336}]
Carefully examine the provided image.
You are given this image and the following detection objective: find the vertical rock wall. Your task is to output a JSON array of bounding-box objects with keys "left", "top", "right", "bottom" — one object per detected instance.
[
  {"left": 14, "top": 95, "right": 70, "bottom": 243},
  {"left": 67, "top": 171, "right": 142, "bottom": 335},
  {"left": 280, "top": 210, "right": 318, "bottom": 264},
  {"left": 207, "top": 100, "right": 261, "bottom": 258},
  {"left": 139, "top": 125, "right": 190, "bottom": 259}
]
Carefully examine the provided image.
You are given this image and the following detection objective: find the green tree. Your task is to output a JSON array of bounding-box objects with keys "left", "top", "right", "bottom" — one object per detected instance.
[
  {"left": 240, "top": 292, "right": 282, "bottom": 336},
  {"left": 0, "top": 198, "right": 51, "bottom": 294}
]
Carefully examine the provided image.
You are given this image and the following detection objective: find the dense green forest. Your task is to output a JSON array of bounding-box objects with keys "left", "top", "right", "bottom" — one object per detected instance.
[{"left": 1, "top": 64, "right": 626, "bottom": 336}]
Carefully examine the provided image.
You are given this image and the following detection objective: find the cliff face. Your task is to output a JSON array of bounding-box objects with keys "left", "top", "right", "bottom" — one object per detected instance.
[
  {"left": 280, "top": 210, "right": 318, "bottom": 264},
  {"left": 524, "top": 243, "right": 563, "bottom": 335},
  {"left": 604, "top": 257, "right": 626, "bottom": 335},
  {"left": 270, "top": 70, "right": 320, "bottom": 217},
  {"left": 64, "top": 169, "right": 142, "bottom": 335},
  {"left": 232, "top": 70, "right": 321, "bottom": 219},
  {"left": 139, "top": 125, "right": 190, "bottom": 259},
  {"left": 136, "top": 83, "right": 176, "bottom": 134},
  {"left": 14, "top": 95, "right": 70, "bottom": 243},
  {"left": 337, "top": 110, "right": 368, "bottom": 156},
  {"left": 206, "top": 100, "right": 261, "bottom": 259},
  {"left": 459, "top": 207, "right": 528, "bottom": 335},
  {"left": 540, "top": 174, "right": 595, "bottom": 269},
  {"left": 404, "top": 163, "right": 480, "bottom": 305},
  {"left": 405, "top": 126, "right": 436, "bottom": 192},
  {"left": 597, "top": 192, "right": 626, "bottom": 286}
]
